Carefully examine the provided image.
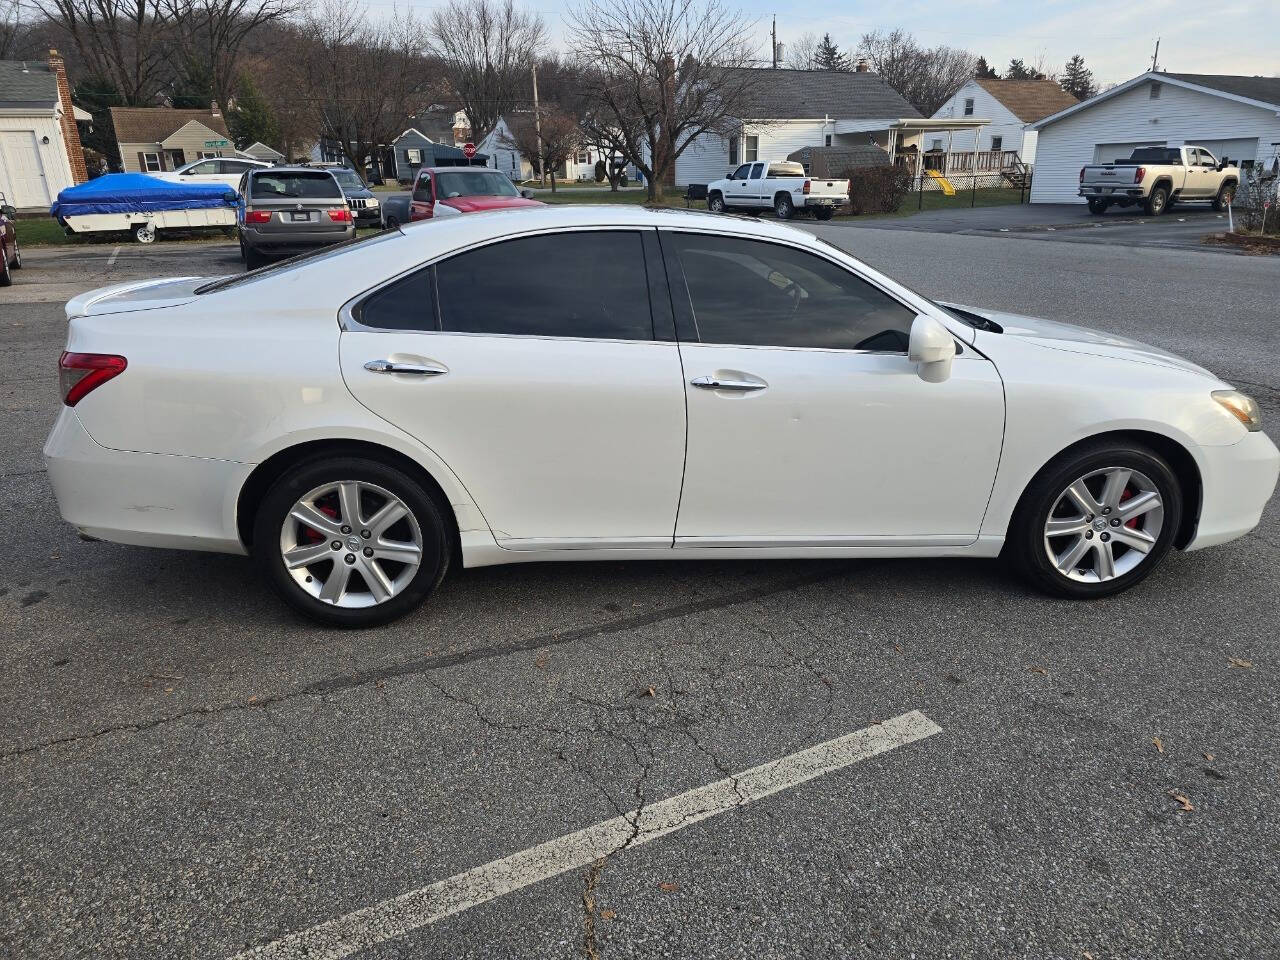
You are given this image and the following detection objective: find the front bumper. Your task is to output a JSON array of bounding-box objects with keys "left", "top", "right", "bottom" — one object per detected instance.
[
  {"left": 1185, "top": 430, "right": 1280, "bottom": 551},
  {"left": 43, "top": 408, "right": 248, "bottom": 554}
]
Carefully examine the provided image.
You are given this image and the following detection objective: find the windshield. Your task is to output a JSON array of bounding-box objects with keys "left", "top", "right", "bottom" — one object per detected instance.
[
  {"left": 434, "top": 171, "right": 519, "bottom": 199},
  {"left": 194, "top": 230, "right": 401, "bottom": 294},
  {"left": 250, "top": 171, "right": 342, "bottom": 199},
  {"left": 331, "top": 169, "right": 365, "bottom": 190}
]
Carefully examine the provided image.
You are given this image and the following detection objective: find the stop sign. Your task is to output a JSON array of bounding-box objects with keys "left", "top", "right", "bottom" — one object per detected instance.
[{"left": 462, "top": 142, "right": 476, "bottom": 159}]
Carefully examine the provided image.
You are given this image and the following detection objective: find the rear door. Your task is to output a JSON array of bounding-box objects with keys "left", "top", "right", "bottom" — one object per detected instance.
[
  {"left": 745, "top": 162, "right": 766, "bottom": 205},
  {"left": 338, "top": 228, "right": 686, "bottom": 548}
]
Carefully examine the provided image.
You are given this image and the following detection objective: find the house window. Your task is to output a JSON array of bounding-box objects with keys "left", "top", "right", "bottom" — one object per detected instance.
[
  {"left": 744, "top": 135, "right": 759, "bottom": 163},
  {"left": 406, "top": 148, "right": 422, "bottom": 164},
  {"left": 824, "top": 134, "right": 832, "bottom": 147},
  {"left": 990, "top": 135, "right": 1003, "bottom": 152},
  {"left": 963, "top": 98, "right": 974, "bottom": 116},
  {"left": 576, "top": 151, "right": 589, "bottom": 164},
  {"left": 143, "top": 152, "right": 161, "bottom": 172},
  {"left": 728, "top": 136, "right": 739, "bottom": 166},
  {"left": 1149, "top": 82, "right": 1161, "bottom": 99}
]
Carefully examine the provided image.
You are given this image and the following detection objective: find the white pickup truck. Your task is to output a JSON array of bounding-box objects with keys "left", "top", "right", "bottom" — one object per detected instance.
[
  {"left": 1079, "top": 145, "right": 1238, "bottom": 216},
  {"left": 707, "top": 160, "right": 848, "bottom": 220}
]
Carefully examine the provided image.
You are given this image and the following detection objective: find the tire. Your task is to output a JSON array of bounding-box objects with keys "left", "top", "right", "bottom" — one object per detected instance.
[
  {"left": 252, "top": 456, "right": 451, "bottom": 627},
  {"left": 1212, "top": 182, "right": 1235, "bottom": 212},
  {"left": 1086, "top": 198, "right": 1110, "bottom": 215},
  {"left": 0, "top": 248, "right": 10, "bottom": 287},
  {"left": 774, "top": 193, "right": 795, "bottom": 220},
  {"left": 10, "top": 240, "right": 20, "bottom": 269},
  {"left": 135, "top": 223, "right": 156, "bottom": 243},
  {"left": 383, "top": 215, "right": 400, "bottom": 230},
  {"left": 812, "top": 205, "right": 834, "bottom": 221},
  {"left": 707, "top": 192, "right": 726, "bottom": 214},
  {"left": 1144, "top": 186, "right": 1169, "bottom": 216},
  {"left": 1007, "top": 440, "right": 1182, "bottom": 600},
  {"left": 244, "top": 246, "right": 267, "bottom": 270}
]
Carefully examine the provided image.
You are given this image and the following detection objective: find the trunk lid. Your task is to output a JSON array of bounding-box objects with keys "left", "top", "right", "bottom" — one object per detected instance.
[{"left": 65, "top": 276, "right": 210, "bottom": 319}]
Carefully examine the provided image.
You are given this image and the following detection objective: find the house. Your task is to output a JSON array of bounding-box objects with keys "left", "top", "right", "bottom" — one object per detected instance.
[
  {"left": 475, "top": 114, "right": 609, "bottom": 182},
  {"left": 0, "top": 50, "right": 90, "bottom": 210},
  {"left": 930, "top": 78, "right": 1078, "bottom": 164},
  {"left": 390, "top": 129, "right": 486, "bottom": 183},
  {"left": 672, "top": 66, "right": 926, "bottom": 187},
  {"left": 1029, "top": 72, "right": 1280, "bottom": 204},
  {"left": 110, "top": 105, "right": 234, "bottom": 173},
  {"left": 240, "top": 141, "right": 284, "bottom": 162}
]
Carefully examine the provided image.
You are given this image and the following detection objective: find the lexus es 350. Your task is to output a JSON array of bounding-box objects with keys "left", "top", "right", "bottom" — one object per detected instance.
[{"left": 44, "top": 208, "right": 1279, "bottom": 626}]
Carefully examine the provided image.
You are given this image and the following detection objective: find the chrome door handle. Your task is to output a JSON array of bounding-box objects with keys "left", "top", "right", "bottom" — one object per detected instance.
[
  {"left": 363, "top": 359, "right": 448, "bottom": 376},
  {"left": 690, "top": 375, "right": 766, "bottom": 392}
]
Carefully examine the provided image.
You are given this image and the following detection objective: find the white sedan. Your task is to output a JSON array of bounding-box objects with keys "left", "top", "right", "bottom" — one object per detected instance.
[{"left": 44, "top": 207, "right": 1278, "bottom": 626}]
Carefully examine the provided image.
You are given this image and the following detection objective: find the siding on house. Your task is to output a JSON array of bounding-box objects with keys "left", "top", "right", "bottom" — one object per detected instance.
[
  {"left": 676, "top": 120, "right": 829, "bottom": 186},
  {"left": 1031, "top": 77, "right": 1280, "bottom": 203},
  {"left": 931, "top": 81, "right": 1029, "bottom": 160}
]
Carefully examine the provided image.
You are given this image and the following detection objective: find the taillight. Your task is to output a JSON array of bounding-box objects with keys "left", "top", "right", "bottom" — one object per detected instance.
[
  {"left": 245, "top": 209, "right": 272, "bottom": 224},
  {"left": 1079, "top": 166, "right": 1086, "bottom": 182},
  {"left": 1134, "top": 166, "right": 1146, "bottom": 183},
  {"left": 328, "top": 208, "right": 352, "bottom": 222},
  {"left": 802, "top": 179, "right": 811, "bottom": 194},
  {"left": 59, "top": 351, "right": 126, "bottom": 407}
]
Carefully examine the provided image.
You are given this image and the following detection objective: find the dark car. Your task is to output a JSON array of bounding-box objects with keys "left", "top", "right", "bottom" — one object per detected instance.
[
  {"left": 0, "top": 196, "right": 22, "bottom": 287},
  {"left": 236, "top": 167, "right": 355, "bottom": 270},
  {"left": 327, "top": 166, "right": 382, "bottom": 227}
]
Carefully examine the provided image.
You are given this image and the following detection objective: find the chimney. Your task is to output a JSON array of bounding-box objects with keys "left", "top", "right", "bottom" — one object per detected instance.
[
  {"left": 855, "top": 58, "right": 870, "bottom": 73},
  {"left": 210, "top": 100, "right": 220, "bottom": 117},
  {"left": 48, "top": 49, "right": 89, "bottom": 184}
]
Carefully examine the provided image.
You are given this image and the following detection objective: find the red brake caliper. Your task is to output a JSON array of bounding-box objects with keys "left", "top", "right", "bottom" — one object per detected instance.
[
  {"left": 1119, "top": 487, "right": 1139, "bottom": 528},
  {"left": 303, "top": 502, "right": 339, "bottom": 543}
]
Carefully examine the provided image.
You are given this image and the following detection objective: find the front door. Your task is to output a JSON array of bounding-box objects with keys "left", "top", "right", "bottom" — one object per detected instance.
[
  {"left": 409, "top": 171, "right": 434, "bottom": 219},
  {"left": 662, "top": 230, "right": 1004, "bottom": 545},
  {"left": 340, "top": 228, "right": 686, "bottom": 547},
  {"left": 0, "top": 131, "right": 50, "bottom": 207}
]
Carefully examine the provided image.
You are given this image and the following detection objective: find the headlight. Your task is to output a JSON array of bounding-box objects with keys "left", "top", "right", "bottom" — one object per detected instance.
[
  {"left": 367, "top": 196, "right": 379, "bottom": 206},
  {"left": 1212, "top": 390, "right": 1262, "bottom": 431}
]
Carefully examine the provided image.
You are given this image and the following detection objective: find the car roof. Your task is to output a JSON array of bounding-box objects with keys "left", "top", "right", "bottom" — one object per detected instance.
[
  {"left": 248, "top": 166, "right": 338, "bottom": 176},
  {"left": 420, "top": 166, "right": 506, "bottom": 174}
]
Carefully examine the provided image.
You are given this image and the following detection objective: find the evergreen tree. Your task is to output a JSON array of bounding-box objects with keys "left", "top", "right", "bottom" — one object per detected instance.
[
  {"left": 814, "top": 33, "right": 850, "bottom": 71},
  {"left": 228, "top": 76, "right": 280, "bottom": 151},
  {"left": 1060, "top": 54, "right": 1097, "bottom": 100},
  {"left": 974, "top": 56, "right": 998, "bottom": 79}
]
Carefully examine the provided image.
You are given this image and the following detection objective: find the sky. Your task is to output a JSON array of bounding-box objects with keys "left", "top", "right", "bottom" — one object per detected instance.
[{"left": 495, "top": 0, "right": 1277, "bottom": 89}]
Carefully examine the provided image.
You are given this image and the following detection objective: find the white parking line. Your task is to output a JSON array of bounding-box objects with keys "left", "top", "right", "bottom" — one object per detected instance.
[
  {"left": 230, "top": 710, "right": 941, "bottom": 960},
  {"left": 107, "top": 246, "right": 120, "bottom": 267}
]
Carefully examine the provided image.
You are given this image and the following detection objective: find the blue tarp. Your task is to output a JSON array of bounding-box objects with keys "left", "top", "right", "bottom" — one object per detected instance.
[{"left": 50, "top": 173, "right": 238, "bottom": 218}]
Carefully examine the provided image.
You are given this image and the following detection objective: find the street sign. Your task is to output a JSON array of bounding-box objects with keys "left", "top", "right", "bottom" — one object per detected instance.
[{"left": 462, "top": 142, "right": 476, "bottom": 159}]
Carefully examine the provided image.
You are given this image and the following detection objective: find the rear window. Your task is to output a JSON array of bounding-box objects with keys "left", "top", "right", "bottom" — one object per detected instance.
[
  {"left": 768, "top": 162, "right": 805, "bottom": 177},
  {"left": 1127, "top": 148, "right": 1180, "bottom": 164},
  {"left": 250, "top": 171, "right": 342, "bottom": 199}
]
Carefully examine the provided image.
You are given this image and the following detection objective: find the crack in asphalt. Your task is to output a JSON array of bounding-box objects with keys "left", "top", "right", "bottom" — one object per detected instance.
[{"left": 1, "top": 566, "right": 847, "bottom": 760}]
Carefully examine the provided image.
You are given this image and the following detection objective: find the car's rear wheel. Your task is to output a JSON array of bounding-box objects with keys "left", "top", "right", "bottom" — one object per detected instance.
[
  {"left": 1008, "top": 441, "right": 1181, "bottom": 599},
  {"left": 812, "top": 205, "right": 834, "bottom": 221},
  {"left": 253, "top": 456, "right": 451, "bottom": 627},
  {"left": 0, "top": 247, "right": 11, "bottom": 287},
  {"left": 774, "top": 194, "right": 795, "bottom": 219},
  {"left": 1086, "top": 197, "right": 1109, "bottom": 214},
  {"left": 1212, "top": 183, "right": 1235, "bottom": 212},
  {"left": 1144, "top": 186, "right": 1169, "bottom": 216}
]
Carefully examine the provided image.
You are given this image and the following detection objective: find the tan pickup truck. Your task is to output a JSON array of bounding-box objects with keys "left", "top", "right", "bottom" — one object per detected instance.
[{"left": 1079, "top": 145, "right": 1239, "bottom": 216}]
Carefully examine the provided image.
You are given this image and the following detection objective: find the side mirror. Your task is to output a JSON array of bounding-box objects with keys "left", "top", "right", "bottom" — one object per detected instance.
[
  {"left": 520, "top": 188, "right": 535, "bottom": 199},
  {"left": 908, "top": 314, "right": 956, "bottom": 383}
]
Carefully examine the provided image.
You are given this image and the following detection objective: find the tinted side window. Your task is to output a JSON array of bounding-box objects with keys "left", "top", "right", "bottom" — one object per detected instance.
[
  {"left": 436, "top": 232, "right": 652, "bottom": 340},
  {"left": 356, "top": 266, "right": 437, "bottom": 331},
  {"left": 412, "top": 175, "right": 432, "bottom": 202},
  {"left": 670, "top": 233, "right": 917, "bottom": 352}
]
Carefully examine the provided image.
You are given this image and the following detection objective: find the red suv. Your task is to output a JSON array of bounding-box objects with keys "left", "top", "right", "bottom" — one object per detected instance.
[
  {"left": 409, "top": 167, "right": 542, "bottom": 221},
  {"left": 0, "top": 196, "right": 22, "bottom": 287}
]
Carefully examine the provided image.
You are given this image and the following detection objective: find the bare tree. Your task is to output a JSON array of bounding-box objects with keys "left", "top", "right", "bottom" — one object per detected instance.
[
  {"left": 1, "top": 0, "right": 30, "bottom": 58},
  {"left": 857, "top": 28, "right": 975, "bottom": 116},
  {"left": 566, "top": 0, "right": 762, "bottom": 202},
  {"left": 296, "top": 1, "right": 434, "bottom": 180},
  {"left": 30, "top": 0, "right": 174, "bottom": 103},
  {"left": 500, "top": 108, "right": 578, "bottom": 191},
  {"left": 427, "top": 0, "right": 545, "bottom": 142},
  {"left": 158, "top": 0, "right": 294, "bottom": 110},
  {"left": 783, "top": 30, "right": 818, "bottom": 70}
]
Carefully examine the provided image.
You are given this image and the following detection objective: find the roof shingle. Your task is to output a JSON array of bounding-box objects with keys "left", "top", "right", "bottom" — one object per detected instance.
[
  {"left": 1164, "top": 73, "right": 1280, "bottom": 108},
  {"left": 724, "top": 68, "right": 921, "bottom": 121},
  {"left": 974, "top": 78, "right": 1079, "bottom": 123},
  {"left": 0, "top": 60, "right": 58, "bottom": 108},
  {"left": 108, "top": 107, "right": 231, "bottom": 145}
]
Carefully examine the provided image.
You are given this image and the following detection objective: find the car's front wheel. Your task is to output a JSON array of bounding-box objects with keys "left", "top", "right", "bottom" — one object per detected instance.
[
  {"left": 1008, "top": 441, "right": 1181, "bottom": 599},
  {"left": 252, "top": 456, "right": 451, "bottom": 627}
]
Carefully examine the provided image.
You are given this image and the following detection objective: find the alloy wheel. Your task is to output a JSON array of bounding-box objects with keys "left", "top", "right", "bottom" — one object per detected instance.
[
  {"left": 1042, "top": 466, "right": 1164, "bottom": 583},
  {"left": 279, "top": 480, "right": 423, "bottom": 608}
]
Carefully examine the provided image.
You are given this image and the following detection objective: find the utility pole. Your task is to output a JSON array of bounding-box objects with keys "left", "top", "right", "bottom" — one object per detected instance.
[
  {"left": 531, "top": 64, "right": 544, "bottom": 185},
  {"left": 771, "top": 15, "right": 777, "bottom": 69},
  {"left": 1150, "top": 38, "right": 1160, "bottom": 73}
]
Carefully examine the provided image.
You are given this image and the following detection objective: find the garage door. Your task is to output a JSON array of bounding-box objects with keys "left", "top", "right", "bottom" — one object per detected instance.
[
  {"left": 1092, "top": 141, "right": 1165, "bottom": 164},
  {"left": 1188, "top": 138, "right": 1258, "bottom": 167}
]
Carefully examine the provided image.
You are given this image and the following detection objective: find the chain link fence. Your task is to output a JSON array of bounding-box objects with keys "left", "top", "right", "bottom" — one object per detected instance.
[{"left": 903, "top": 169, "right": 1033, "bottom": 211}]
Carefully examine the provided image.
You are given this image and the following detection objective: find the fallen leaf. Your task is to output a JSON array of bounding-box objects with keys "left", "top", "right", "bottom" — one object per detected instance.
[
  {"left": 1167, "top": 790, "right": 1194, "bottom": 812},
  {"left": 1027, "top": 666, "right": 1048, "bottom": 675},
  {"left": 600, "top": 909, "right": 616, "bottom": 920},
  {"left": 247, "top": 695, "right": 258, "bottom": 703},
  {"left": 1204, "top": 752, "right": 1214, "bottom": 762},
  {"left": 1152, "top": 736, "right": 1164, "bottom": 754},
  {"left": 658, "top": 881, "right": 679, "bottom": 892},
  {"left": 643, "top": 686, "right": 656, "bottom": 698},
  {"left": 1084, "top": 953, "right": 1095, "bottom": 960},
  {"left": 893, "top": 643, "right": 903, "bottom": 653},
  {"left": 1228, "top": 657, "right": 1254, "bottom": 669}
]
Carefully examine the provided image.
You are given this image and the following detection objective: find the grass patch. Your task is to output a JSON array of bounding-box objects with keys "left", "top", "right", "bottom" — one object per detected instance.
[{"left": 14, "top": 218, "right": 72, "bottom": 246}]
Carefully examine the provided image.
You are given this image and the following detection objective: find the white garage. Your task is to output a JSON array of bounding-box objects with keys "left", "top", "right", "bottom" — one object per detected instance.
[{"left": 1029, "top": 72, "right": 1280, "bottom": 204}]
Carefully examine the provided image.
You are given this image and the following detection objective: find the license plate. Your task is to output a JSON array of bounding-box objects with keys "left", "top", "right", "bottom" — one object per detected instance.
[
  {"left": 290, "top": 212, "right": 310, "bottom": 222},
  {"left": 1102, "top": 188, "right": 1113, "bottom": 195}
]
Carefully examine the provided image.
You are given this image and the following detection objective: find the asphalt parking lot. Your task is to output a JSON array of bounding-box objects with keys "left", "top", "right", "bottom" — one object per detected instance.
[{"left": 2, "top": 218, "right": 1278, "bottom": 959}]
